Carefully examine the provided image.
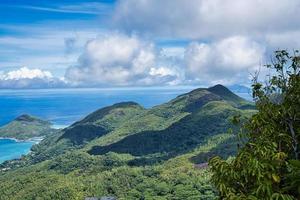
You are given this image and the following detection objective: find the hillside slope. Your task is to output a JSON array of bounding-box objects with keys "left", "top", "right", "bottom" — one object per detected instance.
[
  {"left": 85, "top": 85, "right": 253, "bottom": 160},
  {"left": 89, "top": 101, "right": 253, "bottom": 164}
]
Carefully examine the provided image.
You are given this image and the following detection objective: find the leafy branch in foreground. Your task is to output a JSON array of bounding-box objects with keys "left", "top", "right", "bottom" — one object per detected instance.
[{"left": 209, "top": 50, "right": 300, "bottom": 200}]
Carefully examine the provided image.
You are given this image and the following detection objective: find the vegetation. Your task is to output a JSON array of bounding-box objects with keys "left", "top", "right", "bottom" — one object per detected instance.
[
  {"left": 0, "top": 114, "right": 56, "bottom": 140},
  {"left": 89, "top": 101, "right": 253, "bottom": 164},
  {"left": 0, "top": 134, "right": 239, "bottom": 200},
  {"left": 210, "top": 50, "right": 300, "bottom": 199},
  {"left": 0, "top": 84, "right": 256, "bottom": 199}
]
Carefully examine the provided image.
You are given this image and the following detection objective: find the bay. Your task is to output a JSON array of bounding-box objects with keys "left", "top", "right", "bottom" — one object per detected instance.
[{"left": 0, "top": 139, "right": 34, "bottom": 163}]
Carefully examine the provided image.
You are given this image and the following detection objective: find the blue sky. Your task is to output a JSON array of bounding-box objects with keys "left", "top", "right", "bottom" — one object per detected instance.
[
  {"left": 0, "top": 0, "right": 299, "bottom": 89},
  {"left": 0, "top": 0, "right": 115, "bottom": 72}
]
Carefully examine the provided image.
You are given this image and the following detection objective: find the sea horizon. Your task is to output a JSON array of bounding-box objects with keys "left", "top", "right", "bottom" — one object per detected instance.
[{"left": 0, "top": 86, "right": 252, "bottom": 127}]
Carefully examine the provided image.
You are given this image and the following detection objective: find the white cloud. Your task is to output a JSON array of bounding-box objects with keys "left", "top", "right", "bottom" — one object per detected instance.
[
  {"left": 65, "top": 34, "right": 266, "bottom": 87},
  {"left": 3, "top": 67, "right": 53, "bottom": 80},
  {"left": 0, "top": 67, "right": 66, "bottom": 89},
  {"left": 150, "top": 67, "right": 175, "bottom": 77},
  {"left": 0, "top": 36, "right": 266, "bottom": 88},
  {"left": 112, "top": 0, "right": 300, "bottom": 39},
  {"left": 184, "top": 36, "right": 265, "bottom": 85},
  {"left": 160, "top": 47, "right": 185, "bottom": 59},
  {"left": 65, "top": 33, "right": 180, "bottom": 86}
]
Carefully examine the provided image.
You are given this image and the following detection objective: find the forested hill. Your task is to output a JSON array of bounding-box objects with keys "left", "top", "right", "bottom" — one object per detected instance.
[
  {"left": 0, "top": 85, "right": 256, "bottom": 199},
  {"left": 25, "top": 84, "right": 254, "bottom": 164},
  {"left": 88, "top": 85, "right": 254, "bottom": 163},
  {"left": 0, "top": 114, "right": 56, "bottom": 140}
]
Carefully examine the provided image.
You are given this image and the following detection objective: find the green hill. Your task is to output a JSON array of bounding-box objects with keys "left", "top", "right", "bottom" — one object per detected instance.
[
  {"left": 0, "top": 85, "right": 256, "bottom": 199},
  {"left": 60, "top": 102, "right": 145, "bottom": 145},
  {"left": 0, "top": 114, "right": 56, "bottom": 140},
  {"left": 88, "top": 101, "right": 253, "bottom": 164},
  {"left": 85, "top": 84, "right": 253, "bottom": 161}
]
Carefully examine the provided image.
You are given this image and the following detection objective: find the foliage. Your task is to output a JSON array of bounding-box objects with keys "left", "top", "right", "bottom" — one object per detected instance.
[
  {"left": 88, "top": 101, "right": 254, "bottom": 163},
  {"left": 209, "top": 50, "right": 300, "bottom": 199}
]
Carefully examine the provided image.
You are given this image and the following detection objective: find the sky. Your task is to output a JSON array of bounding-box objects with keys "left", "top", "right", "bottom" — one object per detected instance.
[{"left": 0, "top": 0, "right": 299, "bottom": 89}]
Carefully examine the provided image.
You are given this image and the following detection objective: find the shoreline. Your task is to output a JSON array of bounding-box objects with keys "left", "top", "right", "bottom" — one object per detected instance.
[
  {"left": 0, "top": 136, "right": 44, "bottom": 164},
  {"left": 0, "top": 136, "right": 44, "bottom": 144},
  {"left": 0, "top": 137, "right": 40, "bottom": 165},
  {"left": 51, "top": 124, "right": 68, "bottom": 129}
]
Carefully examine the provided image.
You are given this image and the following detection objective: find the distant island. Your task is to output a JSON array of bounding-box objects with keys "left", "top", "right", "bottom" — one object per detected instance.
[{"left": 0, "top": 114, "right": 56, "bottom": 140}]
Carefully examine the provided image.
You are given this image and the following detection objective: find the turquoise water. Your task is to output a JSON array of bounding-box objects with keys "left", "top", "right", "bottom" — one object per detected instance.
[{"left": 0, "top": 139, "right": 34, "bottom": 163}]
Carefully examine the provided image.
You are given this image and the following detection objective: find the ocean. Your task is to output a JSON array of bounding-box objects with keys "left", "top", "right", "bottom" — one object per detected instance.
[
  {"left": 0, "top": 87, "right": 201, "bottom": 127},
  {"left": 0, "top": 139, "right": 34, "bottom": 163},
  {"left": 0, "top": 87, "right": 252, "bottom": 163}
]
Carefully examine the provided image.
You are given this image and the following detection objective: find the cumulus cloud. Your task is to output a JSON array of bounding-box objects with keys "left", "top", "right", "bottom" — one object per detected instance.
[
  {"left": 112, "top": 0, "right": 300, "bottom": 39},
  {"left": 2, "top": 67, "right": 53, "bottom": 80},
  {"left": 64, "top": 34, "right": 268, "bottom": 87},
  {"left": 0, "top": 35, "right": 266, "bottom": 88},
  {"left": 184, "top": 36, "right": 266, "bottom": 85},
  {"left": 108, "top": 0, "right": 300, "bottom": 86},
  {"left": 65, "top": 33, "right": 180, "bottom": 86},
  {"left": 0, "top": 67, "right": 66, "bottom": 89}
]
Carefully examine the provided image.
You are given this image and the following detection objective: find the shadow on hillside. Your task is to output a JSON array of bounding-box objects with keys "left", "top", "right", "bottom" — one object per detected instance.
[
  {"left": 88, "top": 110, "right": 238, "bottom": 165},
  {"left": 59, "top": 124, "right": 109, "bottom": 145},
  {"left": 189, "top": 136, "right": 238, "bottom": 165}
]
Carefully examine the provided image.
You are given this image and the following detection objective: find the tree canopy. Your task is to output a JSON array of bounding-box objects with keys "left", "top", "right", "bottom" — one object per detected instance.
[{"left": 209, "top": 50, "right": 300, "bottom": 199}]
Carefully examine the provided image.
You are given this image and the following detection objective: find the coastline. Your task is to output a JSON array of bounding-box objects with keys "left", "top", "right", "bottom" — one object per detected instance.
[
  {"left": 0, "top": 123, "right": 64, "bottom": 144},
  {"left": 51, "top": 124, "right": 68, "bottom": 129},
  {"left": 0, "top": 136, "right": 44, "bottom": 144},
  {"left": 0, "top": 137, "right": 42, "bottom": 164}
]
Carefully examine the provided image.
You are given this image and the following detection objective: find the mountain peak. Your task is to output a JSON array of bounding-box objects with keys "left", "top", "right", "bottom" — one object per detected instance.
[
  {"left": 208, "top": 84, "right": 229, "bottom": 92},
  {"left": 15, "top": 114, "right": 38, "bottom": 122},
  {"left": 208, "top": 84, "right": 245, "bottom": 104},
  {"left": 110, "top": 101, "right": 141, "bottom": 108},
  {"left": 14, "top": 114, "right": 51, "bottom": 126},
  {"left": 72, "top": 101, "right": 144, "bottom": 126},
  {"left": 170, "top": 84, "right": 248, "bottom": 112},
  {"left": 0, "top": 115, "right": 54, "bottom": 140}
]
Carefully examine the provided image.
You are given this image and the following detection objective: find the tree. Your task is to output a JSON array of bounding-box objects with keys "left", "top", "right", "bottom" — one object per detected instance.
[{"left": 209, "top": 50, "right": 300, "bottom": 200}]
